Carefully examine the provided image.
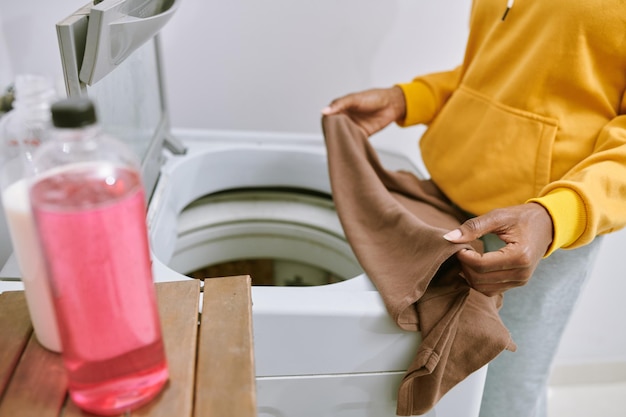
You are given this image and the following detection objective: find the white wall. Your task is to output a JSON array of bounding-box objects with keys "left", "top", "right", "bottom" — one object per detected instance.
[
  {"left": 159, "top": 0, "right": 470, "bottom": 134},
  {"left": 0, "top": 0, "right": 625, "bottom": 368}
]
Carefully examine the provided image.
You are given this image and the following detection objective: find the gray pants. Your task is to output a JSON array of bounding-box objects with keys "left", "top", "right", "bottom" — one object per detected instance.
[{"left": 478, "top": 235, "right": 604, "bottom": 417}]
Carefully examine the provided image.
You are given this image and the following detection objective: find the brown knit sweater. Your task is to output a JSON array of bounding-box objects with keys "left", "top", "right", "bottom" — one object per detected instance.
[{"left": 322, "top": 114, "right": 516, "bottom": 416}]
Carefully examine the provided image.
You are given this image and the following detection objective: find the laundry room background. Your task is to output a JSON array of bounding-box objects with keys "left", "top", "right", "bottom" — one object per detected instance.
[{"left": 0, "top": 0, "right": 625, "bottom": 380}]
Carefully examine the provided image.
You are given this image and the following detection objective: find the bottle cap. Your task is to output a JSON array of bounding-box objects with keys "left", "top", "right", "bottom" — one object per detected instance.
[{"left": 51, "top": 98, "right": 97, "bottom": 128}]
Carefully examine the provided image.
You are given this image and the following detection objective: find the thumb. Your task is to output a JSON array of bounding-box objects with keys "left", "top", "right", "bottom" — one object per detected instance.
[
  {"left": 322, "top": 98, "right": 350, "bottom": 116},
  {"left": 322, "top": 92, "right": 362, "bottom": 115},
  {"left": 321, "top": 105, "right": 339, "bottom": 115},
  {"left": 442, "top": 228, "right": 466, "bottom": 243},
  {"left": 443, "top": 215, "right": 494, "bottom": 243}
]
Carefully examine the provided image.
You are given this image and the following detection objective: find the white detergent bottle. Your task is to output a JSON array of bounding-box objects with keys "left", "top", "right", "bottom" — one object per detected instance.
[{"left": 0, "top": 74, "right": 61, "bottom": 352}]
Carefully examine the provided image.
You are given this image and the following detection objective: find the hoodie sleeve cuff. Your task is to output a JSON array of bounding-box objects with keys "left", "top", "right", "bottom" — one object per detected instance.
[
  {"left": 527, "top": 188, "right": 587, "bottom": 257},
  {"left": 395, "top": 81, "right": 438, "bottom": 127}
]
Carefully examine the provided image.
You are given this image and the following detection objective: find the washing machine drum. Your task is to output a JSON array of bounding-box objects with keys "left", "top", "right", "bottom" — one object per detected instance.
[{"left": 167, "top": 188, "right": 363, "bottom": 286}]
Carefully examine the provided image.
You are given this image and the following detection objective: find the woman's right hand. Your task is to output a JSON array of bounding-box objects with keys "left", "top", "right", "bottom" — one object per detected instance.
[{"left": 321, "top": 86, "right": 406, "bottom": 136}]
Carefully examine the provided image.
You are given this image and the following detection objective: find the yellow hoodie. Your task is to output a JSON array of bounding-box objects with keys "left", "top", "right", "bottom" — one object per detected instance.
[{"left": 397, "top": 0, "right": 626, "bottom": 255}]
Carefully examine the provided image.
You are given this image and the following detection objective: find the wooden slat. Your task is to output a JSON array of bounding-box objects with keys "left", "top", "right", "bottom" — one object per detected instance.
[
  {"left": 134, "top": 280, "right": 201, "bottom": 417},
  {"left": 0, "top": 291, "right": 33, "bottom": 401},
  {"left": 0, "top": 335, "right": 67, "bottom": 417},
  {"left": 194, "top": 276, "right": 256, "bottom": 417}
]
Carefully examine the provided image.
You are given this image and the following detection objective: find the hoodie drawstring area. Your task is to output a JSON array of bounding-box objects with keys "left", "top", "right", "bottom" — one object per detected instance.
[{"left": 502, "top": 0, "right": 515, "bottom": 20}]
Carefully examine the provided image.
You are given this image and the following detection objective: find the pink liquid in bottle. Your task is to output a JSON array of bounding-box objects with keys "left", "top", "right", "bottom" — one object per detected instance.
[{"left": 30, "top": 163, "right": 168, "bottom": 416}]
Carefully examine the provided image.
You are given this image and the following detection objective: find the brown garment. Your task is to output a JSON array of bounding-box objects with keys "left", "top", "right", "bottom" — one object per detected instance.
[{"left": 321, "top": 114, "right": 516, "bottom": 416}]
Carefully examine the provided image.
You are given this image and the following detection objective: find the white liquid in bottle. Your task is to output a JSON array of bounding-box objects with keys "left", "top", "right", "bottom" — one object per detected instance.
[
  {"left": 2, "top": 178, "right": 61, "bottom": 351},
  {"left": 0, "top": 75, "right": 61, "bottom": 352}
]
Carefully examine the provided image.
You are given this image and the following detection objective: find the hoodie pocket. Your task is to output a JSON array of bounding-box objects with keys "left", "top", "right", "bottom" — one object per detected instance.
[{"left": 419, "top": 85, "right": 559, "bottom": 214}]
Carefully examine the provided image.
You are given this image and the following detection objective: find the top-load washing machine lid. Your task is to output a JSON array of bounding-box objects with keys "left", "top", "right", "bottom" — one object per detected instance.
[{"left": 56, "top": 0, "right": 185, "bottom": 201}]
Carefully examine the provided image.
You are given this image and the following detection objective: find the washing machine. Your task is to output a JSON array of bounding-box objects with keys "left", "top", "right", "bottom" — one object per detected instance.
[
  {"left": 1, "top": 1, "right": 488, "bottom": 416},
  {"left": 146, "top": 128, "right": 489, "bottom": 417}
]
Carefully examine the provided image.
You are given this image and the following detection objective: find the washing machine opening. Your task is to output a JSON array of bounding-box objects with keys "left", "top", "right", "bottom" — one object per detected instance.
[
  {"left": 187, "top": 259, "right": 344, "bottom": 286},
  {"left": 166, "top": 188, "right": 364, "bottom": 286}
]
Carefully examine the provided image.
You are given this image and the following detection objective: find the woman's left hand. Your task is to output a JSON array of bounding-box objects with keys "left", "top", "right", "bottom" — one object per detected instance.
[{"left": 443, "top": 203, "right": 554, "bottom": 296}]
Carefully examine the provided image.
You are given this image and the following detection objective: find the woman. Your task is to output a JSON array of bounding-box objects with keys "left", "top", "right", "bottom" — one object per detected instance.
[{"left": 322, "top": 1, "right": 626, "bottom": 416}]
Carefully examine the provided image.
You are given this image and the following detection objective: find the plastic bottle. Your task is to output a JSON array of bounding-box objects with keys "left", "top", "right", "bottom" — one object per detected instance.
[
  {"left": 29, "top": 98, "right": 168, "bottom": 416},
  {"left": 0, "top": 74, "right": 61, "bottom": 352}
]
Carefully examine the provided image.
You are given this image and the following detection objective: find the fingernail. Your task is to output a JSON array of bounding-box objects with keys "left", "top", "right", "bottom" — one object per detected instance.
[
  {"left": 321, "top": 106, "right": 332, "bottom": 114},
  {"left": 443, "top": 229, "right": 462, "bottom": 241}
]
